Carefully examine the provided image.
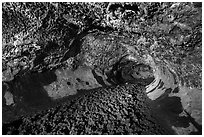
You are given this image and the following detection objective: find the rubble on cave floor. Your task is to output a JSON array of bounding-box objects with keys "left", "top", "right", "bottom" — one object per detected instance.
[{"left": 2, "top": 84, "right": 172, "bottom": 135}]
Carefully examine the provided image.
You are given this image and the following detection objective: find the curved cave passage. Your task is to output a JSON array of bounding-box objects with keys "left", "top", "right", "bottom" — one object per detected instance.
[
  {"left": 105, "top": 59, "right": 155, "bottom": 86},
  {"left": 2, "top": 57, "right": 157, "bottom": 124},
  {"left": 2, "top": 2, "right": 202, "bottom": 135},
  {"left": 2, "top": 51, "right": 201, "bottom": 135},
  {"left": 2, "top": 55, "right": 202, "bottom": 135},
  {"left": 104, "top": 57, "right": 202, "bottom": 135}
]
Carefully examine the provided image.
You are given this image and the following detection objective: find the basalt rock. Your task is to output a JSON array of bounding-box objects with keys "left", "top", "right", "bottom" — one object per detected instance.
[
  {"left": 2, "top": 2, "right": 202, "bottom": 135},
  {"left": 3, "top": 84, "right": 172, "bottom": 135}
]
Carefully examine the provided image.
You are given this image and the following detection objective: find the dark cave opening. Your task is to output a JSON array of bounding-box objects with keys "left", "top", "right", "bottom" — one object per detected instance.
[{"left": 106, "top": 59, "right": 155, "bottom": 86}]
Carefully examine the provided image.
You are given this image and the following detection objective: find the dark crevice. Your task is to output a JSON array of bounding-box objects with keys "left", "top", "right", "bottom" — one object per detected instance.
[
  {"left": 158, "top": 81, "right": 164, "bottom": 89},
  {"left": 92, "top": 70, "right": 107, "bottom": 87},
  {"left": 172, "top": 87, "right": 179, "bottom": 93},
  {"left": 76, "top": 78, "right": 81, "bottom": 82},
  {"left": 146, "top": 79, "right": 162, "bottom": 94}
]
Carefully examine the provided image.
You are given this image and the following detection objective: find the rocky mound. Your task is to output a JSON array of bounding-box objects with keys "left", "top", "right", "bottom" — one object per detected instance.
[{"left": 3, "top": 84, "right": 171, "bottom": 135}]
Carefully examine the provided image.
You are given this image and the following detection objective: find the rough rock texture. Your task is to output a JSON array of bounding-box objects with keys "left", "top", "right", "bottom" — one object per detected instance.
[
  {"left": 2, "top": 2, "right": 202, "bottom": 89},
  {"left": 2, "top": 67, "right": 103, "bottom": 123},
  {"left": 2, "top": 31, "right": 202, "bottom": 135},
  {"left": 2, "top": 61, "right": 154, "bottom": 123},
  {"left": 144, "top": 55, "right": 202, "bottom": 134},
  {"left": 2, "top": 32, "right": 155, "bottom": 123},
  {"left": 2, "top": 2, "right": 202, "bottom": 135},
  {"left": 3, "top": 84, "right": 171, "bottom": 135}
]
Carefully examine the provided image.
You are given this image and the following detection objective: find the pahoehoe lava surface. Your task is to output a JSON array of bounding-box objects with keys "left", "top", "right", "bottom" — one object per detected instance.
[{"left": 3, "top": 84, "right": 172, "bottom": 135}]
